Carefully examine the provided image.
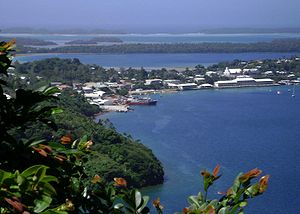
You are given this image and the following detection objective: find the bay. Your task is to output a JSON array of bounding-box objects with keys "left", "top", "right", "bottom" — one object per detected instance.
[
  {"left": 100, "top": 86, "right": 300, "bottom": 213},
  {"left": 2, "top": 33, "right": 300, "bottom": 44},
  {"left": 15, "top": 52, "right": 300, "bottom": 68}
]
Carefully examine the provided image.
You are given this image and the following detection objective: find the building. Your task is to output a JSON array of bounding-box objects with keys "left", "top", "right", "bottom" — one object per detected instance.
[
  {"left": 243, "top": 68, "right": 260, "bottom": 75},
  {"left": 168, "top": 83, "right": 197, "bottom": 90},
  {"left": 205, "top": 71, "right": 217, "bottom": 76},
  {"left": 194, "top": 77, "right": 205, "bottom": 84},
  {"left": 57, "top": 84, "right": 71, "bottom": 90},
  {"left": 163, "top": 79, "right": 181, "bottom": 86},
  {"left": 145, "top": 79, "right": 163, "bottom": 86},
  {"left": 214, "top": 77, "right": 274, "bottom": 88},
  {"left": 199, "top": 83, "right": 213, "bottom": 89},
  {"left": 223, "top": 67, "right": 242, "bottom": 77},
  {"left": 50, "top": 82, "right": 62, "bottom": 86},
  {"left": 263, "top": 71, "right": 274, "bottom": 76}
]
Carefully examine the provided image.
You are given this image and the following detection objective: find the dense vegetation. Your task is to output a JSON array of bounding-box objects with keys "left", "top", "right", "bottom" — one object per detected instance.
[
  {"left": 18, "top": 39, "right": 300, "bottom": 54},
  {"left": 0, "top": 40, "right": 269, "bottom": 213},
  {"left": 12, "top": 56, "right": 300, "bottom": 89},
  {"left": 0, "top": 36, "right": 57, "bottom": 46},
  {"left": 4, "top": 70, "right": 164, "bottom": 188}
]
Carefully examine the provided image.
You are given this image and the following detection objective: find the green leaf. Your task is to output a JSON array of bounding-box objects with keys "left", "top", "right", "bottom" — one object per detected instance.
[
  {"left": 40, "top": 86, "right": 60, "bottom": 96},
  {"left": 208, "top": 199, "right": 219, "bottom": 209},
  {"left": 16, "top": 174, "right": 25, "bottom": 186},
  {"left": 42, "top": 182, "right": 57, "bottom": 196},
  {"left": 71, "top": 177, "right": 80, "bottom": 193},
  {"left": 232, "top": 173, "right": 243, "bottom": 195},
  {"left": 26, "top": 139, "right": 46, "bottom": 147},
  {"left": 188, "top": 195, "right": 201, "bottom": 208},
  {"left": 21, "top": 165, "right": 48, "bottom": 178},
  {"left": 41, "top": 210, "right": 68, "bottom": 214},
  {"left": 239, "top": 201, "right": 247, "bottom": 207},
  {"left": 51, "top": 107, "right": 64, "bottom": 115},
  {"left": 135, "top": 190, "right": 142, "bottom": 208},
  {"left": 42, "top": 175, "right": 58, "bottom": 183},
  {"left": 34, "top": 195, "right": 52, "bottom": 213},
  {"left": 0, "top": 169, "right": 13, "bottom": 183},
  {"left": 229, "top": 204, "right": 241, "bottom": 214},
  {"left": 114, "top": 203, "right": 124, "bottom": 210},
  {"left": 138, "top": 196, "right": 149, "bottom": 212},
  {"left": 245, "top": 184, "right": 259, "bottom": 197},
  {"left": 34, "top": 165, "right": 48, "bottom": 184},
  {"left": 140, "top": 206, "right": 150, "bottom": 214},
  {"left": 218, "top": 207, "right": 230, "bottom": 214}
]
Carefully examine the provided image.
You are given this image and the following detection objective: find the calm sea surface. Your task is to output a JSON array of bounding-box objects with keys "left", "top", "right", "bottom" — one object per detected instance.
[
  {"left": 100, "top": 86, "right": 300, "bottom": 213},
  {"left": 11, "top": 33, "right": 300, "bottom": 68},
  {"left": 10, "top": 33, "right": 300, "bottom": 213},
  {"left": 2, "top": 33, "right": 300, "bottom": 44},
  {"left": 15, "top": 52, "right": 300, "bottom": 68}
]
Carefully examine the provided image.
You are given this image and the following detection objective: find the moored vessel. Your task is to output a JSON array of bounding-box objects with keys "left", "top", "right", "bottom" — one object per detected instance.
[{"left": 126, "top": 97, "right": 157, "bottom": 105}]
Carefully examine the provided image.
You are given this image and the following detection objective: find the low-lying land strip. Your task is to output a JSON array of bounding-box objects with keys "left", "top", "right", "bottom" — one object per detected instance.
[{"left": 18, "top": 39, "right": 300, "bottom": 54}]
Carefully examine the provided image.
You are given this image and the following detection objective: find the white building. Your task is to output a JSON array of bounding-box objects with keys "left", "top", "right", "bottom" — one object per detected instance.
[
  {"left": 205, "top": 71, "right": 217, "bottom": 76},
  {"left": 168, "top": 83, "right": 197, "bottom": 90},
  {"left": 199, "top": 83, "right": 213, "bottom": 89},
  {"left": 214, "top": 77, "right": 274, "bottom": 88},
  {"left": 264, "top": 71, "right": 274, "bottom": 76},
  {"left": 145, "top": 79, "right": 162, "bottom": 86},
  {"left": 223, "top": 67, "right": 242, "bottom": 77},
  {"left": 163, "top": 79, "right": 181, "bottom": 86}
]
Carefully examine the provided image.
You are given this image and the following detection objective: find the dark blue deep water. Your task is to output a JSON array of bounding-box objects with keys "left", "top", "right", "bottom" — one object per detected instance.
[
  {"left": 16, "top": 52, "right": 300, "bottom": 68},
  {"left": 100, "top": 86, "right": 300, "bottom": 213}
]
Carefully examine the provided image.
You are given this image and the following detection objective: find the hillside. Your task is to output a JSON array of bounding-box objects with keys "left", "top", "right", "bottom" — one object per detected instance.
[{"left": 6, "top": 78, "right": 164, "bottom": 188}]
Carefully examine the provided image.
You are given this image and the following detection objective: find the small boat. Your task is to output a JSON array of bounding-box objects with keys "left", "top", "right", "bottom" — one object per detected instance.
[
  {"left": 292, "top": 85, "right": 296, "bottom": 97},
  {"left": 277, "top": 91, "right": 281, "bottom": 95},
  {"left": 126, "top": 97, "right": 157, "bottom": 105}
]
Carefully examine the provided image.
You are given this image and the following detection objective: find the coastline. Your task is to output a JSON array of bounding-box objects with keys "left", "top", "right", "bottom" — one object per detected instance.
[
  {"left": 95, "top": 84, "right": 286, "bottom": 116},
  {"left": 101, "top": 84, "right": 300, "bottom": 213}
]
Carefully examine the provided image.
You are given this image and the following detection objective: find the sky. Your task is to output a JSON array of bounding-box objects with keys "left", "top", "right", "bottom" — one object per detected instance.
[{"left": 2, "top": 0, "right": 300, "bottom": 32}]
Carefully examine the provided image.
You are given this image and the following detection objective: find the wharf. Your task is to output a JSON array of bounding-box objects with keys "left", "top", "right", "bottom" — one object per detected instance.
[{"left": 99, "top": 105, "right": 129, "bottom": 112}]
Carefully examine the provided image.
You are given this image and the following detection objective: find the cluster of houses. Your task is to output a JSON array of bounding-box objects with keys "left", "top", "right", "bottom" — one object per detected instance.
[
  {"left": 145, "top": 78, "right": 213, "bottom": 90},
  {"left": 45, "top": 66, "right": 281, "bottom": 112},
  {"left": 7, "top": 58, "right": 300, "bottom": 111}
]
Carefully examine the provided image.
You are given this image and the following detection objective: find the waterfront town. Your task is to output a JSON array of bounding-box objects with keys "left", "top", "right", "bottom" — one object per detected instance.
[{"left": 8, "top": 56, "right": 300, "bottom": 112}]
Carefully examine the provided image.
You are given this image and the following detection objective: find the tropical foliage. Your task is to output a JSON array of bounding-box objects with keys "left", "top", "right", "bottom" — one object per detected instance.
[{"left": 0, "top": 40, "right": 269, "bottom": 213}]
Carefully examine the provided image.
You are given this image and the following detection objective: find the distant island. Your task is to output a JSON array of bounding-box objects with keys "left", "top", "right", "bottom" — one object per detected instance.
[
  {"left": 18, "top": 39, "right": 300, "bottom": 54},
  {"left": 0, "top": 36, "right": 57, "bottom": 46},
  {"left": 65, "top": 37, "right": 123, "bottom": 45}
]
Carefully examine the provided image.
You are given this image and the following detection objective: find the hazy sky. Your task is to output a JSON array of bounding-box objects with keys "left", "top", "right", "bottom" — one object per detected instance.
[{"left": 2, "top": 0, "right": 300, "bottom": 32}]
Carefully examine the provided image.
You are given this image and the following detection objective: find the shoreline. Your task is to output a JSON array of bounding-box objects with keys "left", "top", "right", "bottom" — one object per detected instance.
[{"left": 95, "top": 84, "right": 286, "bottom": 116}]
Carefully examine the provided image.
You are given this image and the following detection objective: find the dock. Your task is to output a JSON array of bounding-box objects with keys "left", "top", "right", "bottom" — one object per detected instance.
[{"left": 99, "top": 105, "right": 129, "bottom": 112}]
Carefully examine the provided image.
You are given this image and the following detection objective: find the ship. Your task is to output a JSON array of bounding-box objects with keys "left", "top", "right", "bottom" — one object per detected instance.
[{"left": 126, "top": 97, "right": 157, "bottom": 105}]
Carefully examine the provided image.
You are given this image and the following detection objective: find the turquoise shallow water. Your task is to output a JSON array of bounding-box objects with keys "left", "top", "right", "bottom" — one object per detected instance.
[{"left": 100, "top": 86, "right": 300, "bottom": 213}]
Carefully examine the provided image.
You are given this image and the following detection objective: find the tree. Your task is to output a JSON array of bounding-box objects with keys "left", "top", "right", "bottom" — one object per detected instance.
[{"left": 0, "top": 40, "right": 269, "bottom": 213}]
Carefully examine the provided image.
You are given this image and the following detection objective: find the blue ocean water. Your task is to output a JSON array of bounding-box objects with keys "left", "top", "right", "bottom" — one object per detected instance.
[
  {"left": 15, "top": 52, "right": 300, "bottom": 68},
  {"left": 100, "top": 86, "right": 300, "bottom": 213},
  {"left": 2, "top": 33, "right": 300, "bottom": 44}
]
